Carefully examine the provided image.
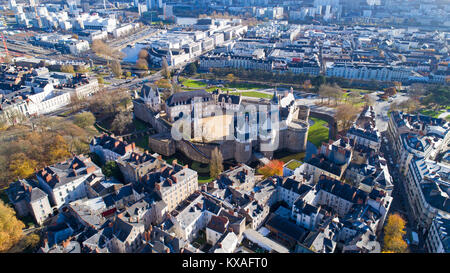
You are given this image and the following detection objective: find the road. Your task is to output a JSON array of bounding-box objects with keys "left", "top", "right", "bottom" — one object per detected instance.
[
  {"left": 380, "top": 131, "right": 426, "bottom": 252},
  {"left": 368, "top": 91, "right": 409, "bottom": 132}
]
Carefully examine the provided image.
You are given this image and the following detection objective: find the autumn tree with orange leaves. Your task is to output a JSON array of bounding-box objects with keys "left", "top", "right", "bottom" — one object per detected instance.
[
  {"left": 258, "top": 160, "right": 284, "bottom": 178},
  {"left": 383, "top": 213, "right": 408, "bottom": 253}
]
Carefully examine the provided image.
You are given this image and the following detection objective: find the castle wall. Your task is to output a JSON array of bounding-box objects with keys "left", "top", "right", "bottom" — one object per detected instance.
[
  {"left": 148, "top": 134, "right": 176, "bottom": 157},
  {"left": 298, "top": 105, "right": 310, "bottom": 121},
  {"left": 309, "top": 110, "right": 338, "bottom": 141},
  {"left": 133, "top": 100, "right": 171, "bottom": 134},
  {"left": 134, "top": 97, "right": 313, "bottom": 165},
  {"left": 234, "top": 141, "right": 252, "bottom": 163}
]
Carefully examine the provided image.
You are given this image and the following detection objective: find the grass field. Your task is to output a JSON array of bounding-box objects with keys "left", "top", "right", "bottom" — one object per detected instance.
[
  {"left": 419, "top": 109, "right": 447, "bottom": 118},
  {"left": 284, "top": 159, "right": 303, "bottom": 170},
  {"left": 226, "top": 82, "right": 271, "bottom": 90},
  {"left": 344, "top": 88, "right": 372, "bottom": 94},
  {"left": 308, "top": 117, "right": 329, "bottom": 148},
  {"left": 182, "top": 79, "right": 207, "bottom": 88},
  {"left": 276, "top": 152, "right": 306, "bottom": 164},
  {"left": 237, "top": 91, "right": 273, "bottom": 99}
]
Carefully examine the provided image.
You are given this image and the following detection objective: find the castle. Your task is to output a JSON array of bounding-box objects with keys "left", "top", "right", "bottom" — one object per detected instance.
[{"left": 133, "top": 83, "right": 310, "bottom": 164}]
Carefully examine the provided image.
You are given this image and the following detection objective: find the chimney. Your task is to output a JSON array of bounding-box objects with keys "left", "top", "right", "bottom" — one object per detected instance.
[
  {"left": 62, "top": 239, "right": 70, "bottom": 249},
  {"left": 45, "top": 174, "right": 52, "bottom": 183}
]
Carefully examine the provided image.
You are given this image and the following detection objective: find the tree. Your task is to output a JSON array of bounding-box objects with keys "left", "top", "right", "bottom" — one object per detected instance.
[
  {"left": 5, "top": 109, "right": 26, "bottom": 126},
  {"left": 318, "top": 84, "right": 334, "bottom": 105},
  {"left": 312, "top": 75, "right": 326, "bottom": 87},
  {"left": 422, "top": 86, "right": 450, "bottom": 111},
  {"left": 329, "top": 84, "right": 344, "bottom": 106},
  {"left": 102, "top": 161, "right": 123, "bottom": 181},
  {"left": 258, "top": 160, "right": 284, "bottom": 178},
  {"left": 111, "top": 111, "right": 132, "bottom": 134},
  {"left": 75, "top": 66, "right": 89, "bottom": 73},
  {"left": 92, "top": 40, "right": 112, "bottom": 57},
  {"left": 336, "top": 103, "right": 360, "bottom": 131},
  {"left": 8, "top": 153, "right": 37, "bottom": 179},
  {"left": 303, "top": 80, "right": 312, "bottom": 91},
  {"left": 48, "top": 135, "right": 71, "bottom": 162},
  {"left": 18, "top": 233, "right": 40, "bottom": 251},
  {"left": 73, "top": 112, "right": 96, "bottom": 129},
  {"left": 138, "top": 49, "right": 149, "bottom": 60},
  {"left": 110, "top": 60, "right": 122, "bottom": 78},
  {"left": 348, "top": 91, "right": 361, "bottom": 105},
  {"left": 383, "top": 213, "right": 408, "bottom": 253},
  {"left": 226, "top": 73, "right": 235, "bottom": 83},
  {"left": 61, "top": 64, "right": 75, "bottom": 74},
  {"left": 155, "top": 78, "right": 172, "bottom": 90},
  {"left": 161, "top": 57, "right": 170, "bottom": 79},
  {"left": 0, "top": 200, "right": 25, "bottom": 252},
  {"left": 69, "top": 93, "right": 82, "bottom": 113},
  {"left": 0, "top": 115, "right": 7, "bottom": 130},
  {"left": 136, "top": 58, "right": 148, "bottom": 70},
  {"left": 363, "top": 94, "right": 375, "bottom": 106},
  {"left": 408, "top": 83, "right": 426, "bottom": 101},
  {"left": 209, "top": 147, "right": 224, "bottom": 179},
  {"left": 186, "top": 62, "right": 197, "bottom": 75},
  {"left": 384, "top": 87, "right": 397, "bottom": 97}
]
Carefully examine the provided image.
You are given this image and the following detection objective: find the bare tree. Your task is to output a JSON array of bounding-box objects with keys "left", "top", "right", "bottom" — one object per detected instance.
[
  {"left": 210, "top": 147, "right": 224, "bottom": 179},
  {"left": 136, "top": 58, "right": 148, "bottom": 70},
  {"left": 110, "top": 60, "right": 123, "bottom": 78},
  {"left": 363, "top": 94, "right": 375, "bottom": 106},
  {"left": 161, "top": 57, "right": 170, "bottom": 79},
  {"left": 111, "top": 111, "right": 133, "bottom": 135},
  {"left": 336, "top": 103, "right": 360, "bottom": 131},
  {"left": 318, "top": 84, "right": 334, "bottom": 105},
  {"left": 409, "top": 83, "right": 426, "bottom": 101},
  {"left": 330, "top": 84, "right": 344, "bottom": 106},
  {"left": 69, "top": 93, "right": 83, "bottom": 113}
]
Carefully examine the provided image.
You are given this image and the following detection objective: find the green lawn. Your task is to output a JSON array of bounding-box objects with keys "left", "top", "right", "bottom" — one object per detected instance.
[
  {"left": 198, "top": 176, "right": 214, "bottom": 184},
  {"left": 191, "top": 161, "right": 210, "bottom": 173},
  {"left": 133, "top": 119, "right": 149, "bottom": 131},
  {"left": 182, "top": 79, "right": 207, "bottom": 88},
  {"left": 237, "top": 91, "right": 273, "bottom": 99},
  {"left": 278, "top": 153, "right": 305, "bottom": 164},
  {"left": 344, "top": 88, "right": 371, "bottom": 94},
  {"left": 284, "top": 159, "right": 303, "bottom": 170},
  {"left": 308, "top": 117, "right": 329, "bottom": 148},
  {"left": 134, "top": 135, "right": 150, "bottom": 150},
  {"left": 419, "top": 109, "right": 447, "bottom": 118},
  {"left": 226, "top": 82, "right": 271, "bottom": 90}
]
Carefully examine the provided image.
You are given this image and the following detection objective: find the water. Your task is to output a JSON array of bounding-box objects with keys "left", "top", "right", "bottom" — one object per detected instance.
[
  {"left": 121, "top": 43, "right": 148, "bottom": 63},
  {"left": 176, "top": 17, "right": 198, "bottom": 25}
]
